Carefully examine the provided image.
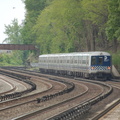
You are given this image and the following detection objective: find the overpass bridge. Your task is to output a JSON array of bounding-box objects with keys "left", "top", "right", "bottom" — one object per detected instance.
[{"left": 0, "top": 44, "right": 37, "bottom": 50}]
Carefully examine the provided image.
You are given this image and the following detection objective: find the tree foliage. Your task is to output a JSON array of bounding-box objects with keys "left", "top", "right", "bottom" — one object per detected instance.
[
  {"left": 4, "top": 19, "right": 23, "bottom": 44},
  {"left": 4, "top": 0, "right": 120, "bottom": 57},
  {"left": 33, "top": 0, "right": 85, "bottom": 53},
  {"left": 106, "top": 0, "right": 120, "bottom": 41},
  {"left": 3, "top": 19, "right": 26, "bottom": 66},
  {"left": 33, "top": 0, "right": 112, "bottom": 53},
  {"left": 21, "top": 0, "right": 48, "bottom": 44},
  {"left": 81, "top": 0, "right": 109, "bottom": 25},
  {"left": 0, "top": 51, "right": 23, "bottom": 66}
]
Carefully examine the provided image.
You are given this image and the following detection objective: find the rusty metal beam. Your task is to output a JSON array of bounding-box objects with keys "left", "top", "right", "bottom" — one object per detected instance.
[{"left": 0, "top": 44, "right": 36, "bottom": 50}]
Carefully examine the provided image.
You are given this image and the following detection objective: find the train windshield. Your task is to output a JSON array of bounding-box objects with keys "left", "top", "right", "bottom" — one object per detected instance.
[
  {"left": 98, "top": 57, "right": 103, "bottom": 65},
  {"left": 91, "top": 57, "right": 97, "bottom": 65},
  {"left": 91, "top": 56, "right": 110, "bottom": 66}
]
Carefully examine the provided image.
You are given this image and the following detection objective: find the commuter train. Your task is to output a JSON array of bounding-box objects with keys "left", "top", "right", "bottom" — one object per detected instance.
[{"left": 39, "top": 52, "right": 112, "bottom": 80}]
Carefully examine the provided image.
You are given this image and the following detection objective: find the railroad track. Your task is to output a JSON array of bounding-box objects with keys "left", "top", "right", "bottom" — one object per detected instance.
[
  {"left": 0, "top": 67, "right": 120, "bottom": 120},
  {"left": 0, "top": 68, "right": 37, "bottom": 101},
  {"left": 0, "top": 77, "right": 53, "bottom": 109},
  {"left": 11, "top": 68, "right": 120, "bottom": 120},
  {"left": 91, "top": 80, "right": 120, "bottom": 120},
  {"left": 0, "top": 76, "right": 16, "bottom": 96},
  {"left": 44, "top": 79, "right": 113, "bottom": 120},
  {"left": 12, "top": 80, "right": 113, "bottom": 119},
  {"left": 0, "top": 68, "right": 75, "bottom": 120},
  {"left": 12, "top": 80, "right": 89, "bottom": 120}
]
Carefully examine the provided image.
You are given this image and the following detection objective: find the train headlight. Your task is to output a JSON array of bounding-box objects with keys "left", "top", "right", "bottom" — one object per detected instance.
[
  {"left": 107, "top": 66, "right": 111, "bottom": 70},
  {"left": 91, "top": 67, "right": 95, "bottom": 70}
]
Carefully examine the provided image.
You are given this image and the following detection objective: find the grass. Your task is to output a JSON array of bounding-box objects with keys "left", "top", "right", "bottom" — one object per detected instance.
[{"left": 112, "top": 51, "right": 120, "bottom": 72}]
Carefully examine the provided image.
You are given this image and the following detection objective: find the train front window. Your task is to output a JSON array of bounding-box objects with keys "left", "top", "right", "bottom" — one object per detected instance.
[
  {"left": 98, "top": 57, "right": 103, "bottom": 65},
  {"left": 91, "top": 56, "right": 97, "bottom": 65}
]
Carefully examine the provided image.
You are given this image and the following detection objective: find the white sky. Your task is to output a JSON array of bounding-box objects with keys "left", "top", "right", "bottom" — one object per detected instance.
[{"left": 0, "top": 0, "right": 25, "bottom": 43}]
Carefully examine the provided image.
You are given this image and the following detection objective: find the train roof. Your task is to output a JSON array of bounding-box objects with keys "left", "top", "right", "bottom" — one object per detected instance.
[{"left": 39, "top": 51, "right": 111, "bottom": 57}]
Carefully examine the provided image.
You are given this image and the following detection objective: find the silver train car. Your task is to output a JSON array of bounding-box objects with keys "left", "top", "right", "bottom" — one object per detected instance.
[{"left": 39, "top": 52, "right": 112, "bottom": 80}]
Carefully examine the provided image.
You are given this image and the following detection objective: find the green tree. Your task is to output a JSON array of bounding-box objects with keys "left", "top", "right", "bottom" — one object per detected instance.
[
  {"left": 81, "top": 0, "right": 109, "bottom": 51},
  {"left": 3, "top": 18, "right": 25, "bottom": 65},
  {"left": 22, "top": 0, "right": 48, "bottom": 44},
  {"left": 20, "top": 0, "right": 50, "bottom": 64},
  {"left": 0, "top": 52, "right": 23, "bottom": 66},
  {"left": 22, "top": 0, "right": 119, "bottom": 54},
  {"left": 34, "top": 0, "right": 112, "bottom": 53},
  {"left": 106, "top": 0, "right": 120, "bottom": 52},
  {"left": 4, "top": 19, "right": 23, "bottom": 44},
  {"left": 34, "top": 0, "right": 85, "bottom": 54}
]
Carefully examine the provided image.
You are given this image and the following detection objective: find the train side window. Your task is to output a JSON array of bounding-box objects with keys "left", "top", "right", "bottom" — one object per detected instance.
[
  {"left": 82, "top": 60, "right": 86, "bottom": 64},
  {"left": 91, "top": 56, "right": 97, "bottom": 65},
  {"left": 75, "top": 56, "right": 77, "bottom": 63},
  {"left": 56, "top": 58, "right": 58, "bottom": 63},
  {"left": 78, "top": 56, "right": 81, "bottom": 64},
  {"left": 75, "top": 60, "right": 77, "bottom": 63},
  {"left": 71, "top": 57, "right": 73, "bottom": 64},
  {"left": 87, "top": 56, "right": 89, "bottom": 65}
]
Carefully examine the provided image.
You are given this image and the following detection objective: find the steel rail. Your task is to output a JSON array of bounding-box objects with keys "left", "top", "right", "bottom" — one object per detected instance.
[
  {"left": 0, "top": 75, "right": 73, "bottom": 116},
  {"left": 46, "top": 78, "right": 113, "bottom": 120},
  {"left": 91, "top": 98, "right": 120, "bottom": 120},
  {"left": 0, "top": 78, "right": 52, "bottom": 107},
  {"left": 12, "top": 81, "right": 88, "bottom": 120},
  {"left": 1, "top": 67, "right": 113, "bottom": 120},
  {"left": 91, "top": 80, "right": 120, "bottom": 120},
  {"left": 0, "top": 77, "right": 16, "bottom": 95},
  {"left": 0, "top": 69, "right": 36, "bottom": 101}
]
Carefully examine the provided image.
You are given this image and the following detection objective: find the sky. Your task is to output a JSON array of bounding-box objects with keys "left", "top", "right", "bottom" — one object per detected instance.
[{"left": 0, "top": 0, "right": 25, "bottom": 43}]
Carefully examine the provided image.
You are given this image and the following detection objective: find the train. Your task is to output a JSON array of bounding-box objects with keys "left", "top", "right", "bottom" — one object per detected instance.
[{"left": 39, "top": 51, "right": 112, "bottom": 80}]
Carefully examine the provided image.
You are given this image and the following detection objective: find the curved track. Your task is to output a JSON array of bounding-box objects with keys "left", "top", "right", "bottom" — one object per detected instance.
[
  {"left": 0, "top": 68, "right": 117, "bottom": 120},
  {"left": 0, "top": 76, "right": 15, "bottom": 95},
  {"left": 0, "top": 77, "right": 53, "bottom": 108},
  {"left": 91, "top": 80, "right": 120, "bottom": 120},
  {"left": 0, "top": 75, "right": 29, "bottom": 96},
  {"left": 0, "top": 72, "right": 69, "bottom": 120},
  {"left": 11, "top": 77, "right": 109, "bottom": 120}
]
